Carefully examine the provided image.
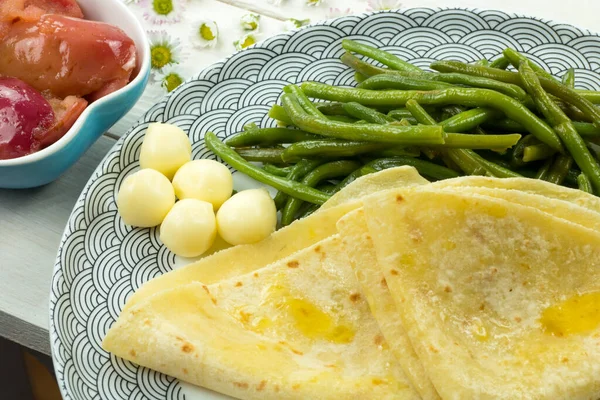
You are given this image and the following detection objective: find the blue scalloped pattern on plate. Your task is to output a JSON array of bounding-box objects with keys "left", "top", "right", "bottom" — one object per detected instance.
[{"left": 49, "top": 8, "right": 600, "bottom": 400}]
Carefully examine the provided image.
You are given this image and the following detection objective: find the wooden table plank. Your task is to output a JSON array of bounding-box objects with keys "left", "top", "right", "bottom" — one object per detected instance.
[{"left": 0, "top": 136, "right": 116, "bottom": 355}]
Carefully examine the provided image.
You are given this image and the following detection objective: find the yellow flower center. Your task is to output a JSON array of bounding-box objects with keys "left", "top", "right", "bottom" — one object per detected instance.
[
  {"left": 200, "top": 24, "right": 215, "bottom": 41},
  {"left": 150, "top": 45, "right": 173, "bottom": 69},
  {"left": 153, "top": 0, "right": 173, "bottom": 16},
  {"left": 163, "top": 73, "right": 183, "bottom": 92},
  {"left": 241, "top": 36, "right": 255, "bottom": 48}
]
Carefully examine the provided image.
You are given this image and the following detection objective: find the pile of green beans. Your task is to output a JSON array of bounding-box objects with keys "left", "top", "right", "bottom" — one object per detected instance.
[{"left": 206, "top": 40, "right": 600, "bottom": 224}]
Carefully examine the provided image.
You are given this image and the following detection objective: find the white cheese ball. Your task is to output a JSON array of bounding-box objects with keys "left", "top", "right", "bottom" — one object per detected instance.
[
  {"left": 160, "top": 199, "right": 217, "bottom": 257},
  {"left": 117, "top": 169, "right": 175, "bottom": 227},
  {"left": 139, "top": 123, "right": 191, "bottom": 180},
  {"left": 216, "top": 189, "right": 277, "bottom": 245},
  {"left": 172, "top": 159, "right": 233, "bottom": 209}
]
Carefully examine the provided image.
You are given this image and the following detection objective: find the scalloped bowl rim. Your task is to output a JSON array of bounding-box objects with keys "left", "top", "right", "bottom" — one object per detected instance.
[{"left": 0, "top": 0, "right": 150, "bottom": 167}]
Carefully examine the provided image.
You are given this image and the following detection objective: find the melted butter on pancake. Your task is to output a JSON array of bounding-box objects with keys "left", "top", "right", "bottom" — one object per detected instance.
[{"left": 540, "top": 292, "right": 600, "bottom": 337}]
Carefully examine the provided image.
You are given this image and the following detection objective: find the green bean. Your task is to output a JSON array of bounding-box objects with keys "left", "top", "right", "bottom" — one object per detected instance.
[
  {"left": 273, "top": 159, "right": 325, "bottom": 209},
  {"left": 577, "top": 90, "right": 600, "bottom": 104},
  {"left": 510, "top": 134, "right": 538, "bottom": 167},
  {"left": 355, "top": 71, "right": 367, "bottom": 83},
  {"left": 357, "top": 74, "right": 453, "bottom": 91},
  {"left": 342, "top": 102, "right": 394, "bottom": 124},
  {"left": 523, "top": 143, "right": 556, "bottom": 162},
  {"left": 326, "top": 115, "right": 358, "bottom": 123},
  {"left": 366, "top": 156, "right": 460, "bottom": 180},
  {"left": 441, "top": 133, "right": 521, "bottom": 149},
  {"left": 283, "top": 85, "right": 325, "bottom": 118},
  {"left": 440, "top": 108, "right": 503, "bottom": 133},
  {"left": 503, "top": 48, "right": 558, "bottom": 82},
  {"left": 205, "top": 133, "right": 330, "bottom": 204},
  {"left": 476, "top": 59, "right": 490, "bottom": 67},
  {"left": 314, "top": 102, "right": 348, "bottom": 116},
  {"left": 235, "top": 148, "right": 285, "bottom": 163},
  {"left": 375, "top": 147, "right": 421, "bottom": 158},
  {"left": 341, "top": 52, "right": 388, "bottom": 77},
  {"left": 342, "top": 39, "right": 422, "bottom": 73},
  {"left": 431, "top": 60, "right": 600, "bottom": 127},
  {"left": 281, "top": 93, "right": 445, "bottom": 145},
  {"left": 519, "top": 62, "right": 600, "bottom": 192},
  {"left": 406, "top": 99, "right": 437, "bottom": 125},
  {"left": 490, "top": 56, "right": 510, "bottom": 69},
  {"left": 263, "top": 164, "right": 292, "bottom": 177},
  {"left": 546, "top": 154, "right": 573, "bottom": 184},
  {"left": 577, "top": 173, "right": 593, "bottom": 193},
  {"left": 448, "top": 149, "right": 522, "bottom": 178},
  {"left": 301, "top": 82, "right": 563, "bottom": 152},
  {"left": 535, "top": 158, "right": 553, "bottom": 180},
  {"left": 281, "top": 140, "right": 388, "bottom": 163},
  {"left": 281, "top": 160, "right": 360, "bottom": 225},
  {"left": 562, "top": 68, "right": 575, "bottom": 89},
  {"left": 483, "top": 119, "right": 600, "bottom": 137},
  {"left": 226, "top": 126, "right": 320, "bottom": 147},
  {"left": 269, "top": 104, "right": 294, "bottom": 125}
]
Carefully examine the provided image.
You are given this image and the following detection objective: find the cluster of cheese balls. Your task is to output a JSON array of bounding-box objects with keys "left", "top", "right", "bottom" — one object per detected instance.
[{"left": 117, "top": 123, "right": 277, "bottom": 257}]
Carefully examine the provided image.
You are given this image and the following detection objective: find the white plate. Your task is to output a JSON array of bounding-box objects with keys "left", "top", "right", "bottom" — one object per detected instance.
[{"left": 50, "top": 8, "right": 600, "bottom": 400}]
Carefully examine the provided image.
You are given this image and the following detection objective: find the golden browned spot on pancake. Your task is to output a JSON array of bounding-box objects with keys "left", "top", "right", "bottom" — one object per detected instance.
[
  {"left": 143, "top": 319, "right": 151, "bottom": 326},
  {"left": 562, "top": 357, "right": 569, "bottom": 363},
  {"left": 514, "top": 317, "right": 522, "bottom": 323},
  {"left": 257, "top": 380, "right": 267, "bottom": 391},
  {"left": 374, "top": 335, "right": 384, "bottom": 346},
  {"left": 395, "top": 194, "right": 404, "bottom": 203},
  {"left": 444, "top": 285, "right": 452, "bottom": 293},
  {"left": 129, "top": 349, "right": 136, "bottom": 357},
  {"left": 253, "top": 272, "right": 259, "bottom": 278},
  {"left": 274, "top": 385, "right": 280, "bottom": 392},
  {"left": 291, "top": 348, "right": 303, "bottom": 355},
  {"left": 509, "top": 288, "right": 514, "bottom": 292},
  {"left": 292, "top": 384, "right": 301, "bottom": 390},
  {"left": 182, "top": 368, "right": 188, "bottom": 374},
  {"left": 372, "top": 378, "right": 384, "bottom": 385},
  {"left": 131, "top": 309, "right": 140, "bottom": 315},
  {"left": 235, "top": 282, "right": 243, "bottom": 287},
  {"left": 349, "top": 293, "right": 361, "bottom": 302},
  {"left": 365, "top": 234, "right": 371, "bottom": 241},
  {"left": 175, "top": 336, "right": 184, "bottom": 341},
  {"left": 287, "top": 260, "right": 299, "bottom": 268},
  {"left": 234, "top": 382, "right": 249, "bottom": 389},
  {"left": 429, "top": 345, "right": 439, "bottom": 353},
  {"left": 380, "top": 277, "right": 388, "bottom": 288},
  {"left": 314, "top": 245, "right": 321, "bottom": 253},
  {"left": 181, "top": 343, "right": 194, "bottom": 353},
  {"left": 390, "top": 269, "right": 399, "bottom": 276},
  {"left": 211, "top": 297, "right": 217, "bottom": 305},
  {"left": 479, "top": 303, "right": 485, "bottom": 311},
  {"left": 325, "top": 364, "right": 337, "bottom": 368}
]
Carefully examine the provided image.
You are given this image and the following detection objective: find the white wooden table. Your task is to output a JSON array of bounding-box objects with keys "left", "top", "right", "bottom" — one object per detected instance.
[{"left": 1, "top": 0, "right": 598, "bottom": 356}]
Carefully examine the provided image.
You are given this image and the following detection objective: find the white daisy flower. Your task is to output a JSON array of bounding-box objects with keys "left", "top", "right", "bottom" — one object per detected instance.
[
  {"left": 234, "top": 33, "right": 258, "bottom": 51},
  {"left": 141, "top": 0, "right": 184, "bottom": 25},
  {"left": 284, "top": 18, "right": 310, "bottom": 31},
  {"left": 190, "top": 20, "right": 219, "bottom": 48},
  {"left": 147, "top": 30, "right": 183, "bottom": 71},
  {"left": 154, "top": 66, "right": 186, "bottom": 93},
  {"left": 306, "top": 0, "right": 324, "bottom": 6},
  {"left": 366, "top": 0, "right": 402, "bottom": 11},
  {"left": 326, "top": 7, "right": 352, "bottom": 18},
  {"left": 240, "top": 13, "right": 260, "bottom": 31}
]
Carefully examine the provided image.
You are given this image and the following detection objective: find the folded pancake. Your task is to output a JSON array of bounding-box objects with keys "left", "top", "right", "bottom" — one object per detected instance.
[
  {"left": 432, "top": 176, "right": 600, "bottom": 212},
  {"left": 103, "top": 236, "right": 421, "bottom": 400},
  {"left": 363, "top": 189, "right": 600, "bottom": 399},
  {"left": 338, "top": 209, "right": 441, "bottom": 400},
  {"left": 337, "top": 183, "right": 600, "bottom": 399},
  {"left": 122, "top": 167, "right": 428, "bottom": 311}
]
